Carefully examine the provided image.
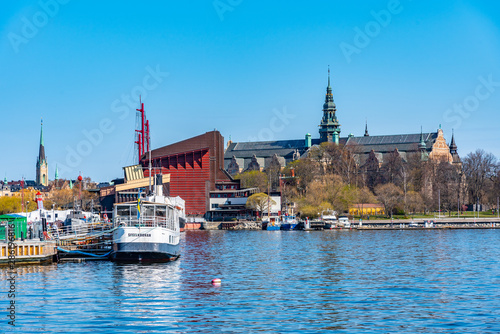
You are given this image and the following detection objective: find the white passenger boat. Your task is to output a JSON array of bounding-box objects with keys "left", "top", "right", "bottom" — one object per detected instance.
[{"left": 110, "top": 181, "right": 185, "bottom": 262}]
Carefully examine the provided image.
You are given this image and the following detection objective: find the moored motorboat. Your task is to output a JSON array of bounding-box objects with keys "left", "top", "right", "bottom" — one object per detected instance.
[
  {"left": 262, "top": 216, "right": 281, "bottom": 230},
  {"left": 280, "top": 215, "right": 298, "bottom": 230}
]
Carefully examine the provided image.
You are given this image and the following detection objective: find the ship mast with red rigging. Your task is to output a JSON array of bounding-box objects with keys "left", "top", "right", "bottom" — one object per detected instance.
[{"left": 135, "top": 98, "right": 150, "bottom": 164}]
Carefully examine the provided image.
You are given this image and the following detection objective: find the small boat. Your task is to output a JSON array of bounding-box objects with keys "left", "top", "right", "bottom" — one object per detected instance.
[
  {"left": 262, "top": 217, "right": 281, "bottom": 230},
  {"left": 322, "top": 213, "right": 337, "bottom": 229},
  {"left": 337, "top": 216, "right": 351, "bottom": 228},
  {"left": 110, "top": 180, "right": 185, "bottom": 262},
  {"left": 280, "top": 215, "right": 298, "bottom": 230}
]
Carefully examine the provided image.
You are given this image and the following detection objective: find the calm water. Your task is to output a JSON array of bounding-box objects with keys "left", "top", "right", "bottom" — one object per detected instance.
[{"left": 2, "top": 229, "right": 500, "bottom": 333}]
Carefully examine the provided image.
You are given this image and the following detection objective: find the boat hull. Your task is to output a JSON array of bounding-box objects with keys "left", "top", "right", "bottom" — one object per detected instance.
[
  {"left": 262, "top": 222, "right": 281, "bottom": 230},
  {"left": 110, "top": 225, "right": 180, "bottom": 263},
  {"left": 280, "top": 223, "right": 298, "bottom": 230},
  {"left": 110, "top": 249, "right": 179, "bottom": 262}
]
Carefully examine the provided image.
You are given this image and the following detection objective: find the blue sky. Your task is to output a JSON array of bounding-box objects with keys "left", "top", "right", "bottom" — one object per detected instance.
[{"left": 1, "top": 0, "right": 499, "bottom": 182}]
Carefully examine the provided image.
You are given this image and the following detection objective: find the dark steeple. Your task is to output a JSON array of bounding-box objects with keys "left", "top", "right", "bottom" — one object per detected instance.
[
  {"left": 449, "top": 129, "right": 457, "bottom": 153},
  {"left": 418, "top": 126, "right": 429, "bottom": 161},
  {"left": 38, "top": 119, "right": 46, "bottom": 163},
  {"left": 418, "top": 126, "right": 426, "bottom": 151},
  {"left": 364, "top": 119, "right": 369, "bottom": 137},
  {"left": 36, "top": 119, "right": 48, "bottom": 186},
  {"left": 449, "top": 129, "right": 460, "bottom": 163},
  {"left": 319, "top": 66, "right": 341, "bottom": 144}
]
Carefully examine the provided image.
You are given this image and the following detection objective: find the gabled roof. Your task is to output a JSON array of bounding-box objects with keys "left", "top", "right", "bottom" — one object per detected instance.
[
  {"left": 224, "top": 138, "right": 323, "bottom": 160},
  {"left": 346, "top": 132, "right": 437, "bottom": 154}
]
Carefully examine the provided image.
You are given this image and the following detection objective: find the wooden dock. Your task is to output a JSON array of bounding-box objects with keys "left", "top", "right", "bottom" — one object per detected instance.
[{"left": 0, "top": 240, "right": 57, "bottom": 266}]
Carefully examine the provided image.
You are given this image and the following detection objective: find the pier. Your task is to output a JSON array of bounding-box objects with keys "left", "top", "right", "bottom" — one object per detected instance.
[
  {"left": 0, "top": 240, "right": 57, "bottom": 266},
  {"left": 356, "top": 217, "right": 500, "bottom": 230}
]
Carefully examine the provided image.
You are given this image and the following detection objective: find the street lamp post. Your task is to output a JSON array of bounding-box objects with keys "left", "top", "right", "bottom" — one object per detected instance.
[
  {"left": 26, "top": 201, "right": 30, "bottom": 239},
  {"left": 438, "top": 189, "right": 441, "bottom": 219}
]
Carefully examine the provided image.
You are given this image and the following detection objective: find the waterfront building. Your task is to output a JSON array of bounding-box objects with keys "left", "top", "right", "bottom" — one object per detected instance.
[
  {"left": 224, "top": 71, "right": 460, "bottom": 174},
  {"left": 99, "top": 131, "right": 253, "bottom": 219},
  {"left": 349, "top": 204, "right": 385, "bottom": 216},
  {"left": 141, "top": 131, "right": 233, "bottom": 216},
  {"left": 36, "top": 120, "right": 48, "bottom": 187}
]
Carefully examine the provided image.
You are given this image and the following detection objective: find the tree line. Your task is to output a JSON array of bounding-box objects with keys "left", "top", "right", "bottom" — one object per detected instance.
[
  {"left": 235, "top": 143, "right": 500, "bottom": 218},
  {"left": 0, "top": 178, "right": 99, "bottom": 215}
]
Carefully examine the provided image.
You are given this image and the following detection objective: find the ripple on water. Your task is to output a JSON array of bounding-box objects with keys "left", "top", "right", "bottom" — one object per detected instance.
[{"left": 1, "top": 229, "right": 500, "bottom": 333}]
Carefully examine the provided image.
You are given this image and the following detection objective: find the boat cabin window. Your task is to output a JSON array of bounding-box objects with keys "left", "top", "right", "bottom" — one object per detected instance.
[
  {"left": 131, "top": 206, "right": 138, "bottom": 218},
  {"left": 117, "top": 206, "right": 130, "bottom": 218},
  {"left": 156, "top": 206, "right": 166, "bottom": 217},
  {"left": 143, "top": 205, "right": 154, "bottom": 217}
]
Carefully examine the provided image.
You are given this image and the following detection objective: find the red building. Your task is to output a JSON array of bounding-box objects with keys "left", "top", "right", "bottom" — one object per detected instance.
[{"left": 141, "top": 131, "right": 235, "bottom": 216}]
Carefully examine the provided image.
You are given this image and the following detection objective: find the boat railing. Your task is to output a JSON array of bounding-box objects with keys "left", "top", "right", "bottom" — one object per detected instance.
[
  {"left": 46, "top": 222, "right": 114, "bottom": 240},
  {"left": 115, "top": 216, "right": 177, "bottom": 231}
]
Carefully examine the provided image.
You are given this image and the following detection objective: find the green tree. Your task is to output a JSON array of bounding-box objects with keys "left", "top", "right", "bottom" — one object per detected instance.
[
  {"left": 246, "top": 192, "right": 276, "bottom": 218},
  {"left": 296, "top": 174, "right": 357, "bottom": 217},
  {"left": 0, "top": 197, "right": 37, "bottom": 215},
  {"left": 234, "top": 171, "right": 268, "bottom": 192}
]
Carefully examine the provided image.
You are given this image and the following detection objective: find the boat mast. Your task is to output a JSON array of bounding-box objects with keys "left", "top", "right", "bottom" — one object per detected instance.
[
  {"left": 149, "top": 137, "right": 152, "bottom": 195},
  {"left": 135, "top": 96, "right": 150, "bottom": 164},
  {"left": 135, "top": 96, "right": 152, "bottom": 195}
]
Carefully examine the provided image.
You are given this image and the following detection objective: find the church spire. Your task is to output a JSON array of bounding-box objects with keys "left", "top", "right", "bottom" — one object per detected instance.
[
  {"left": 55, "top": 164, "right": 59, "bottom": 181},
  {"left": 328, "top": 65, "right": 331, "bottom": 88},
  {"left": 418, "top": 126, "right": 426, "bottom": 150},
  {"left": 319, "top": 67, "right": 341, "bottom": 144},
  {"left": 38, "top": 119, "right": 46, "bottom": 162},
  {"left": 326, "top": 65, "right": 333, "bottom": 100},
  {"left": 449, "top": 129, "right": 457, "bottom": 153},
  {"left": 36, "top": 118, "right": 48, "bottom": 186},
  {"left": 40, "top": 118, "right": 44, "bottom": 146},
  {"left": 364, "top": 119, "right": 369, "bottom": 137},
  {"left": 449, "top": 128, "right": 460, "bottom": 163}
]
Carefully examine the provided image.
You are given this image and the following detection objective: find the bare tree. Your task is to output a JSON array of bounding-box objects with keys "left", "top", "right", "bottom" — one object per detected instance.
[
  {"left": 432, "top": 161, "right": 460, "bottom": 215},
  {"left": 462, "top": 149, "right": 497, "bottom": 204},
  {"left": 264, "top": 154, "right": 282, "bottom": 192},
  {"left": 375, "top": 183, "right": 403, "bottom": 218},
  {"left": 289, "top": 158, "right": 321, "bottom": 195},
  {"left": 382, "top": 149, "right": 404, "bottom": 186},
  {"left": 355, "top": 187, "right": 378, "bottom": 217},
  {"left": 406, "top": 190, "right": 424, "bottom": 217},
  {"left": 363, "top": 150, "right": 382, "bottom": 192}
]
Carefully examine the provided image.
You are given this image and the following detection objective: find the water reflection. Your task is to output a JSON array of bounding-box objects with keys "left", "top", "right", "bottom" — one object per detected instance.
[{"left": 1, "top": 230, "right": 500, "bottom": 333}]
